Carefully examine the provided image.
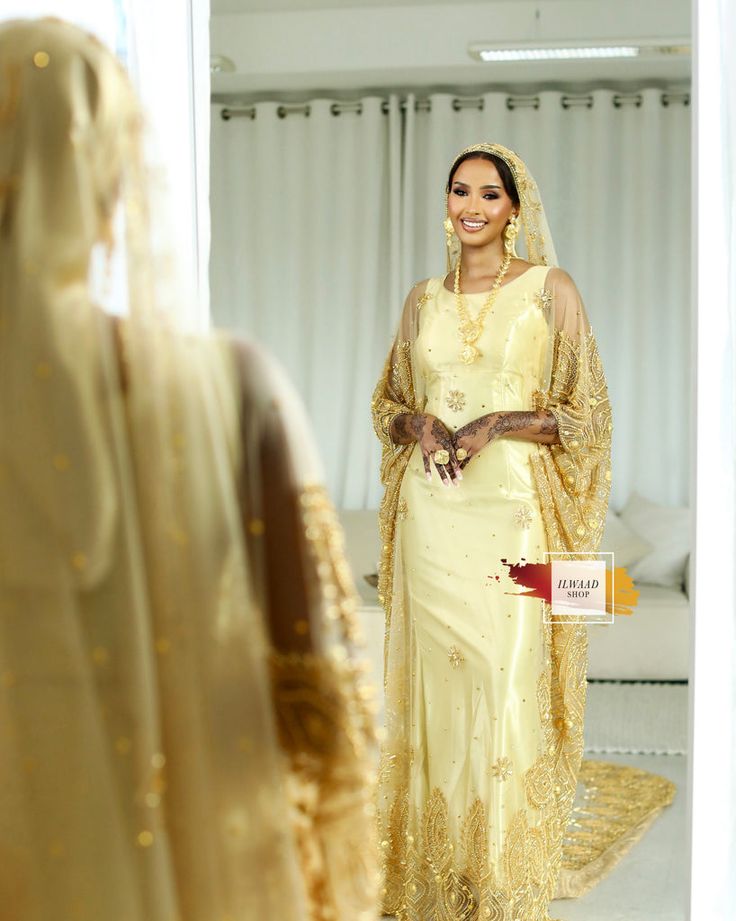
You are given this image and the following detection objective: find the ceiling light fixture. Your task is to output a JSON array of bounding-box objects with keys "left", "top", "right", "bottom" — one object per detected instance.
[{"left": 468, "top": 40, "right": 691, "bottom": 63}]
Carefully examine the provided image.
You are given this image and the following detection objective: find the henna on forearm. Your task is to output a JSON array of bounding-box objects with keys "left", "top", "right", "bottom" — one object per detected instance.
[
  {"left": 487, "top": 410, "right": 560, "bottom": 444},
  {"left": 390, "top": 412, "right": 425, "bottom": 445}
]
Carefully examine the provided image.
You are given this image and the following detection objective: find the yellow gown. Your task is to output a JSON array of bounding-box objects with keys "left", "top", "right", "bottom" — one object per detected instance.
[
  {"left": 390, "top": 268, "right": 558, "bottom": 918},
  {"left": 374, "top": 267, "right": 676, "bottom": 921}
]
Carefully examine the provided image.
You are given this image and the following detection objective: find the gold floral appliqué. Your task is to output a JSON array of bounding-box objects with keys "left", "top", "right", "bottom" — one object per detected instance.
[
  {"left": 446, "top": 389, "right": 466, "bottom": 412},
  {"left": 535, "top": 288, "right": 553, "bottom": 312},
  {"left": 491, "top": 756, "right": 513, "bottom": 781},
  {"left": 514, "top": 505, "right": 534, "bottom": 529},
  {"left": 448, "top": 645, "right": 465, "bottom": 668}
]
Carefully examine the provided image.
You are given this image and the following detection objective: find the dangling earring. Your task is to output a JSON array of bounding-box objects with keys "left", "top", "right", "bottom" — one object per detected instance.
[
  {"left": 444, "top": 211, "right": 460, "bottom": 273},
  {"left": 503, "top": 211, "right": 520, "bottom": 258},
  {"left": 444, "top": 216, "right": 454, "bottom": 246}
]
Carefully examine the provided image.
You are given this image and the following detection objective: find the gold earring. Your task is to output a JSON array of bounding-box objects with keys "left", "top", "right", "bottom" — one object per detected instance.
[{"left": 503, "top": 212, "right": 519, "bottom": 257}]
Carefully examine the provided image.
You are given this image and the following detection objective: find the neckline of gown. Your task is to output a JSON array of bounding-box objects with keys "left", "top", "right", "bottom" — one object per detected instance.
[{"left": 439, "top": 264, "right": 541, "bottom": 297}]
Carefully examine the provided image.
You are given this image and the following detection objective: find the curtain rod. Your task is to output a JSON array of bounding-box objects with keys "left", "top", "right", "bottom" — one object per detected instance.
[{"left": 218, "top": 90, "right": 690, "bottom": 121}]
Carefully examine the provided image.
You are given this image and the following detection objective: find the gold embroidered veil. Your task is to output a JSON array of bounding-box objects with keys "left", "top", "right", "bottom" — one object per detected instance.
[
  {"left": 0, "top": 17, "right": 378, "bottom": 921},
  {"left": 372, "top": 143, "right": 673, "bottom": 899}
]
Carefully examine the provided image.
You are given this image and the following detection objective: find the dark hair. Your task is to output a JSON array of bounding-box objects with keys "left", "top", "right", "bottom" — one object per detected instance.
[{"left": 446, "top": 151, "right": 520, "bottom": 207}]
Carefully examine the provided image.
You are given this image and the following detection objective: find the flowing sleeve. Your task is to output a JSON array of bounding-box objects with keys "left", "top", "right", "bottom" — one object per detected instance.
[
  {"left": 231, "top": 338, "right": 380, "bottom": 921},
  {"left": 529, "top": 267, "right": 613, "bottom": 555},
  {"left": 370, "top": 279, "right": 429, "bottom": 612}
]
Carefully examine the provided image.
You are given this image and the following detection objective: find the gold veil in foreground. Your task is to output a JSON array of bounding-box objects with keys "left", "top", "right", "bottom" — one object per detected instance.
[
  {"left": 0, "top": 18, "right": 378, "bottom": 921},
  {"left": 371, "top": 143, "right": 675, "bottom": 908}
]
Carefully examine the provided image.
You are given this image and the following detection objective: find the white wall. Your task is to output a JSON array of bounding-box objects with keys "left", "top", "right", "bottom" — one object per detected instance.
[{"left": 211, "top": 0, "right": 690, "bottom": 95}]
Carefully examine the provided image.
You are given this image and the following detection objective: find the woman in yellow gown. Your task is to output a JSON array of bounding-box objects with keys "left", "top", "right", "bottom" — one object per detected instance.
[{"left": 371, "top": 143, "right": 674, "bottom": 921}]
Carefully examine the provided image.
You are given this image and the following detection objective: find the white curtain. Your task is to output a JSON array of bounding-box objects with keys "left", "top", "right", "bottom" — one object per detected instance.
[
  {"left": 688, "top": 0, "right": 736, "bottom": 917},
  {"left": 210, "top": 86, "right": 690, "bottom": 511},
  {"left": 211, "top": 96, "right": 403, "bottom": 504}
]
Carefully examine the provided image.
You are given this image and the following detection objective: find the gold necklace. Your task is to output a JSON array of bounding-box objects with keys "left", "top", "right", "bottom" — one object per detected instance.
[{"left": 454, "top": 253, "right": 512, "bottom": 364}]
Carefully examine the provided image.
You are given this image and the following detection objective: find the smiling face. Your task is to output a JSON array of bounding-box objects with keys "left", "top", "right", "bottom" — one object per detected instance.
[{"left": 447, "top": 156, "right": 519, "bottom": 248}]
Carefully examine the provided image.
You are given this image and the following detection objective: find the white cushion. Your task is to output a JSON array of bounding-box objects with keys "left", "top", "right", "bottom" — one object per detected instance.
[
  {"left": 587, "top": 582, "right": 690, "bottom": 680},
  {"left": 600, "top": 508, "right": 654, "bottom": 570},
  {"left": 619, "top": 492, "right": 691, "bottom": 589}
]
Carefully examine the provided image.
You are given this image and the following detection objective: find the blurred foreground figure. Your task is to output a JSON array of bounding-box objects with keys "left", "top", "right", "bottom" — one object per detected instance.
[{"left": 0, "top": 18, "right": 378, "bottom": 921}]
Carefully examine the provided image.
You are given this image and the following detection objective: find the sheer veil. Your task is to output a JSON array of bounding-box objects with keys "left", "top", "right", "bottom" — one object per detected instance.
[{"left": 0, "top": 18, "right": 378, "bottom": 921}]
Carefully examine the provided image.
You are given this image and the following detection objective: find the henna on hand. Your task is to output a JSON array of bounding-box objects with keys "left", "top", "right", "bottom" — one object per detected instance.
[
  {"left": 390, "top": 412, "right": 425, "bottom": 445},
  {"left": 400, "top": 413, "right": 461, "bottom": 485},
  {"left": 430, "top": 416, "right": 453, "bottom": 449},
  {"left": 429, "top": 416, "right": 461, "bottom": 485}
]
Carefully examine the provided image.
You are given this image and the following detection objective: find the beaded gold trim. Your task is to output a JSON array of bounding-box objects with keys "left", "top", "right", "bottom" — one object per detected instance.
[{"left": 269, "top": 483, "right": 380, "bottom": 921}]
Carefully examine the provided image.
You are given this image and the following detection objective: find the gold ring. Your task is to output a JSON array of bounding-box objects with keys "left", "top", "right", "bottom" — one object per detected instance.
[
  {"left": 434, "top": 449, "right": 450, "bottom": 465},
  {"left": 456, "top": 448, "right": 468, "bottom": 461}
]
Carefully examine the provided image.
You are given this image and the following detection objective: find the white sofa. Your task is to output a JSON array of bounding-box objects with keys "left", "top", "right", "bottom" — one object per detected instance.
[{"left": 338, "top": 491, "right": 690, "bottom": 683}]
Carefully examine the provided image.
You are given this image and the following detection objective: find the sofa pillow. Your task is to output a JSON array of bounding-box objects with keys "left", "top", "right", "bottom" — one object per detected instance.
[
  {"left": 619, "top": 491, "right": 691, "bottom": 589},
  {"left": 600, "top": 508, "right": 654, "bottom": 570}
]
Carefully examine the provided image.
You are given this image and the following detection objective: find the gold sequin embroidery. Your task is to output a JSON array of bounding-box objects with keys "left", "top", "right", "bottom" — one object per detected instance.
[{"left": 448, "top": 645, "right": 465, "bottom": 668}]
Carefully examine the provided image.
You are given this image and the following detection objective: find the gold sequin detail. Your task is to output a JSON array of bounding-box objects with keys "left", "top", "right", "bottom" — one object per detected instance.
[
  {"left": 448, "top": 645, "right": 464, "bottom": 668},
  {"left": 248, "top": 517, "right": 265, "bottom": 536},
  {"left": 71, "top": 552, "right": 87, "bottom": 571},
  {"left": 514, "top": 505, "right": 533, "bottom": 529},
  {"left": 48, "top": 840, "right": 65, "bottom": 858},
  {"left": 491, "top": 755, "right": 513, "bottom": 781},
  {"left": 446, "top": 389, "right": 466, "bottom": 412},
  {"left": 91, "top": 646, "right": 109, "bottom": 666},
  {"left": 535, "top": 288, "right": 553, "bottom": 312},
  {"left": 416, "top": 290, "right": 432, "bottom": 311},
  {"left": 397, "top": 497, "right": 408, "bottom": 520},
  {"left": 33, "top": 51, "right": 50, "bottom": 69}
]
